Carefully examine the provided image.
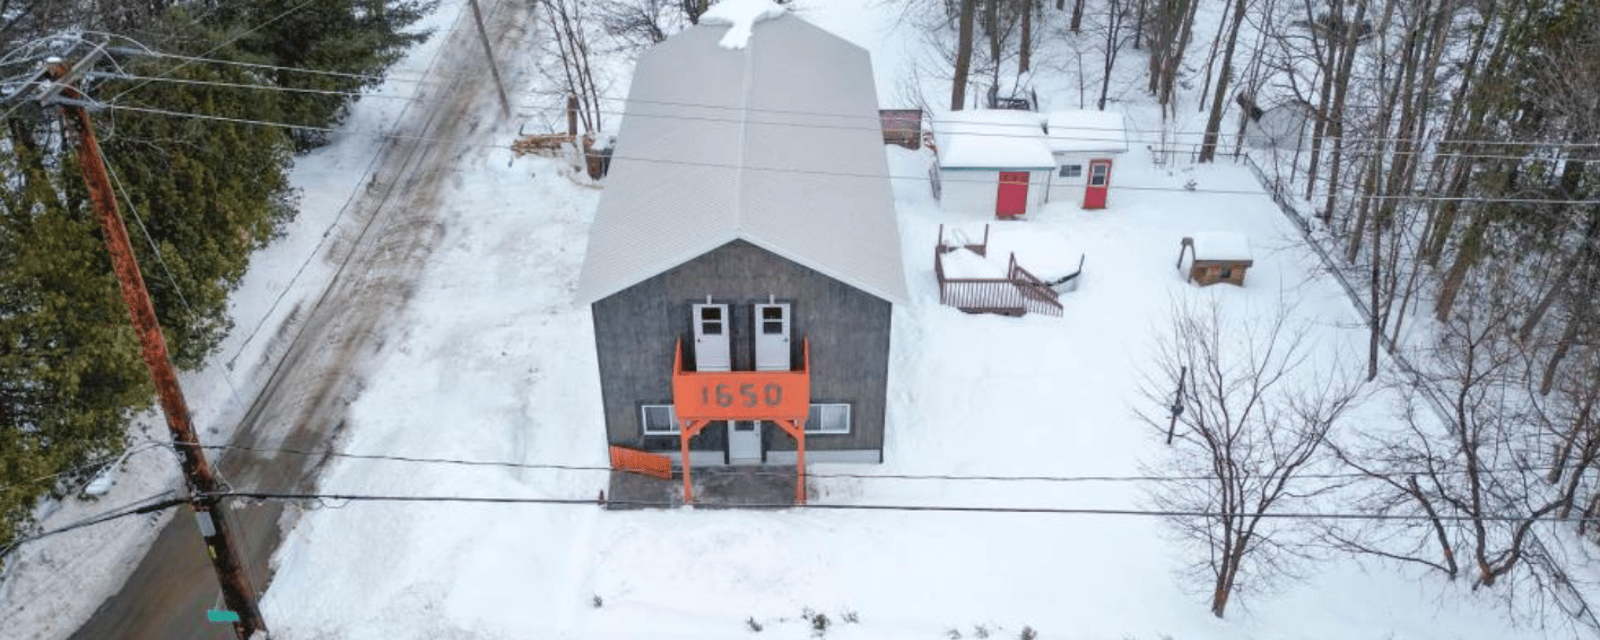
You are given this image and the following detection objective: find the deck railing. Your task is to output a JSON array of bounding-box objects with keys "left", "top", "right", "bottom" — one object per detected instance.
[{"left": 933, "top": 239, "right": 1064, "bottom": 317}]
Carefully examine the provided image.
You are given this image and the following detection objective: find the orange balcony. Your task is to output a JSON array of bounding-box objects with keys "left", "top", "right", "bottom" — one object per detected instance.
[
  {"left": 671, "top": 339, "right": 810, "bottom": 422},
  {"left": 670, "top": 338, "right": 811, "bottom": 505}
]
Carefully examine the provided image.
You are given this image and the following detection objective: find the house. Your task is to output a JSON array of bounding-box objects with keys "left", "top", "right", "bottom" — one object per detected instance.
[
  {"left": 1178, "top": 234, "right": 1254, "bottom": 286},
  {"left": 931, "top": 110, "right": 1056, "bottom": 219},
  {"left": 931, "top": 109, "right": 1128, "bottom": 218},
  {"left": 1045, "top": 110, "right": 1128, "bottom": 209},
  {"left": 575, "top": 8, "right": 907, "bottom": 504}
]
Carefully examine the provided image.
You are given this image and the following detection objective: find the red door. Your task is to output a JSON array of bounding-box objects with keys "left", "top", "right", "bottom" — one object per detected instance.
[
  {"left": 1083, "top": 159, "right": 1112, "bottom": 209},
  {"left": 997, "top": 171, "right": 1029, "bottom": 218}
]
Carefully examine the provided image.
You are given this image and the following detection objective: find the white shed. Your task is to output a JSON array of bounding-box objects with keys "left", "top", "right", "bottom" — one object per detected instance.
[
  {"left": 1045, "top": 110, "right": 1128, "bottom": 209},
  {"left": 931, "top": 110, "right": 1055, "bottom": 219}
]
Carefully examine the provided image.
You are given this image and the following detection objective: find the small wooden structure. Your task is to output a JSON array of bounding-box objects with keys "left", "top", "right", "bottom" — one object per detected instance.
[
  {"left": 879, "top": 109, "right": 922, "bottom": 149},
  {"left": 934, "top": 225, "right": 1064, "bottom": 317},
  {"left": 1178, "top": 234, "right": 1254, "bottom": 286}
]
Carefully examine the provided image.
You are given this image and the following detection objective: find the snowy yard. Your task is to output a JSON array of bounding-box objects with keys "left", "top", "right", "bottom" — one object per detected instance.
[{"left": 5, "top": 1, "right": 1596, "bottom": 639}]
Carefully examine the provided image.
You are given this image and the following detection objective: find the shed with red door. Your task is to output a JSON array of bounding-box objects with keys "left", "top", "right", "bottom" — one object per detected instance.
[
  {"left": 930, "top": 110, "right": 1056, "bottom": 219},
  {"left": 1044, "top": 110, "right": 1128, "bottom": 209}
]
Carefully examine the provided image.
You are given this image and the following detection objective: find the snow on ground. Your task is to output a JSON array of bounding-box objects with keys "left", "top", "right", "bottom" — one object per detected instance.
[
  {"left": 6, "top": 3, "right": 1596, "bottom": 640},
  {"left": 0, "top": 5, "right": 462, "bottom": 637}
]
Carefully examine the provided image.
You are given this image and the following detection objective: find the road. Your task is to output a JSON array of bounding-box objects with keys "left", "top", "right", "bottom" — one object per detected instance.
[{"left": 67, "top": 2, "right": 535, "bottom": 638}]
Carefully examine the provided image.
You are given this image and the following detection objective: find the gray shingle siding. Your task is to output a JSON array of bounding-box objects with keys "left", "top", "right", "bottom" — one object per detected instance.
[{"left": 592, "top": 240, "right": 891, "bottom": 460}]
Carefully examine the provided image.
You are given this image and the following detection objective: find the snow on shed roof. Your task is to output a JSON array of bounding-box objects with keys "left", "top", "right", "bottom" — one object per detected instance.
[
  {"left": 575, "top": 14, "right": 907, "bottom": 305},
  {"left": 1192, "top": 232, "right": 1253, "bottom": 262},
  {"left": 1046, "top": 110, "right": 1129, "bottom": 154},
  {"left": 933, "top": 109, "right": 1055, "bottom": 170}
]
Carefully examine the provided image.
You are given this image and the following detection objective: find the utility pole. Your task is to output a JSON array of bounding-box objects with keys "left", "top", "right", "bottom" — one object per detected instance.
[
  {"left": 468, "top": 0, "right": 512, "bottom": 117},
  {"left": 43, "top": 57, "right": 268, "bottom": 640}
]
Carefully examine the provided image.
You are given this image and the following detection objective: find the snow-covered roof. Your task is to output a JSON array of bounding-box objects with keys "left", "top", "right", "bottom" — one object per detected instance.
[
  {"left": 702, "top": 0, "right": 786, "bottom": 49},
  {"left": 1192, "top": 232, "right": 1253, "bottom": 262},
  {"left": 933, "top": 110, "right": 1055, "bottom": 169},
  {"left": 1046, "top": 110, "right": 1129, "bottom": 154},
  {"left": 576, "top": 14, "right": 907, "bottom": 305}
]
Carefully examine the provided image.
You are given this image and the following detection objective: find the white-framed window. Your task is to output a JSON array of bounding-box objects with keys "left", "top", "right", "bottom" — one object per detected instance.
[
  {"left": 1058, "top": 164, "right": 1082, "bottom": 178},
  {"left": 805, "top": 403, "right": 851, "bottom": 434},
  {"left": 641, "top": 404, "right": 679, "bottom": 435}
]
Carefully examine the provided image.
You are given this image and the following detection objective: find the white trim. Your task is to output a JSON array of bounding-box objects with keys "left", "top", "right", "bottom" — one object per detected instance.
[
  {"left": 641, "top": 404, "right": 679, "bottom": 435},
  {"left": 805, "top": 403, "right": 850, "bottom": 434}
]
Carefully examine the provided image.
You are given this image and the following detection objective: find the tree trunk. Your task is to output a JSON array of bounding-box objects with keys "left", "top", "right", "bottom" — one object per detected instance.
[
  {"left": 1021, "top": 0, "right": 1033, "bottom": 73},
  {"left": 952, "top": 0, "right": 977, "bottom": 110},
  {"left": 1198, "top": 0, "right": 1249, "bottom": 162},
  {"left": 1071, "top": 0, "right": 1086, "bottom": 31}
]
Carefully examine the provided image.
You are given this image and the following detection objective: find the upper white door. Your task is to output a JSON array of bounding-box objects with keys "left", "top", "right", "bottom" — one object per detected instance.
[
  {"left": 753, "top": 303, "right": 791, "bottom": 371},
  {"left": 692, "top": 303, "right": 731, "bottom": 371}
]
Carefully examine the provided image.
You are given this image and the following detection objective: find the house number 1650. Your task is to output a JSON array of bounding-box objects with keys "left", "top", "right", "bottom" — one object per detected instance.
[{"left": 701, "top": 383, "right": 783, "bottom": 408}]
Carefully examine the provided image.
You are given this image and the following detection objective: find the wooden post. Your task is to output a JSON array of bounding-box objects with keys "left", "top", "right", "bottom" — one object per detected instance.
[
  {"left": 794, "top": 423, "right": 806, "bottom": 505},
  {"left": 679, "top": 421, "right": 695, "bottom": 504},
  {"left": 49, "top": 62, "right": 267, "bottom": 640},
  {"left": 567, "top": 95, "right": 579, "bottom": 137}
]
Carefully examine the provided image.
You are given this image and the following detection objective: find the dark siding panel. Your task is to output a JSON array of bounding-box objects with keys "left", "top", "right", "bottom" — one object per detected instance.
[{"left": 591, "top": 240, "right": 892, "bottom": 457}]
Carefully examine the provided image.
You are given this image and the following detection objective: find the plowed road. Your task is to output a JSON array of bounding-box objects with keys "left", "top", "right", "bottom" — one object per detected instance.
[{"left": 68, "top": 2, "right": 535, "bottom": 638}]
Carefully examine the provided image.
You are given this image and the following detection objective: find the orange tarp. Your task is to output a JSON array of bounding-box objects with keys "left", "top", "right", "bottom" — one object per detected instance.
[{"left": 609, "top": 446, "right": 672, "bottom": 479}]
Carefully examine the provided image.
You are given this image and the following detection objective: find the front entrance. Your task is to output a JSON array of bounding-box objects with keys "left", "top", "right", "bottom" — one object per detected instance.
[
  {"left": 1083, "top": 159, "right": 1111, "bottom": 209},
  {"left": 997, "top": 171, "right": 1030, "bottom": 218},
  {"left": 728, "top": 420, "right": 762, "bottom": 464}
]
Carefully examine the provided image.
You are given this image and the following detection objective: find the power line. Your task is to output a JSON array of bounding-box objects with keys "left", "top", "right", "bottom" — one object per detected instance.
[
  {"left": 185, "top": 442, "right": 1581, "bottom": 486},
  {"left": 208, "top": 490, "right": 1600, "bottom": 524},
  {"left": 0, "top": 492, "right": 184, "bottom": 560},
  {"left": 103, "top": 0, "right": 324, "bottom": 104},
  {"left": 76, "top": 102, "right": 1600, "bottom": 206},
  {"left": 91, "top": 72, "right": 424, "bottom": 101}
]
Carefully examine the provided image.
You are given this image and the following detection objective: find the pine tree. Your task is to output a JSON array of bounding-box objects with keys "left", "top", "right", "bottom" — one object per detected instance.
[{"left": 205, "top": 0, "right": 438, "bottom": 150}]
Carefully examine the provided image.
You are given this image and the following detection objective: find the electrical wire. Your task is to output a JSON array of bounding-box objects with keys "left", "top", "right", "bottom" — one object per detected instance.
[
  {"left": 69, "top": 102, "right": 1600, "bottom": 206},
  {"left": 0, "top": 492, "right": 185, "bottom": 560},
  {"left": 206, "top": 490, "right": 1600, "bottom": 524},
  {"left": 183, "top": 442, "right": 1584, "bottom": 486},
  {"left": 76, "top": 46, "right": 1600, "bottom": 151},
  {"left": 103, "top": 0, "right": 324, "bottom": 104}
]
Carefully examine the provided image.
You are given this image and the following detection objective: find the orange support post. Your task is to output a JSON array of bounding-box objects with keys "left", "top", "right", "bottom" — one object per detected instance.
[
  {"left": 671, "top": 339, "right": 812, "bottom": 506},
  {"left": 679, "top": 425, "right": 693, "bottom": 504}
]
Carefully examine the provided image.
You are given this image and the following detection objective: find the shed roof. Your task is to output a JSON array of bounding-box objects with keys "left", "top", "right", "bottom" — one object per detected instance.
[
  {"left": 575, "top": 13, "right": 907, "bottom": 305},
  {"left": 1046, "top": 110, "right": 1130, "bottom": 154},
  {"left": 933, "top": 109, "right": 1055, "bottom": 170},
  {"left": 1192, "top": 232, "right": 1253, "bottom": 261}
]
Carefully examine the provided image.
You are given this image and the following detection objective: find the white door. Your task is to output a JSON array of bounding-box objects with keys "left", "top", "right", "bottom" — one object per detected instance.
[
  {"left": 692, "top": 303, "right": 730, "bottom": 371},
  {"left": 728, "top": 421, "right": 762, "bottom": 464},
  {"left": 753, "top": 303, "right": 791, "bottom": 371}
]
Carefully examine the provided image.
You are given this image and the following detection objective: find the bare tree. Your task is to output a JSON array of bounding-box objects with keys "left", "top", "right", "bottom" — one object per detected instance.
[
  {"left": 1090, "top": 0, "right": 1132, "bottom": 110},
  {"left": 595, "top": 0, "right": 688, "bottom": 49},
  {"left": 538, "top": 0, "right": 606, "bottom": 133},
  {"left": 1197, "top": 0, "right": 1256, "bottom": 162},
  {"left": 952, "top": 0, "right": 977, "bottom": 109},
  {"left": 1329, "top": 299, "right": 1600, "bottom": 629},
  {"left": 1141, "top": 298, "right": 1364, "bottom": 617}
]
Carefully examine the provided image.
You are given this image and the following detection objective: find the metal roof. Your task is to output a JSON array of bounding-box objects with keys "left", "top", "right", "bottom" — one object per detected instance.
[{"left": 575, "top": 14, "right": 908, "bottom": 306}]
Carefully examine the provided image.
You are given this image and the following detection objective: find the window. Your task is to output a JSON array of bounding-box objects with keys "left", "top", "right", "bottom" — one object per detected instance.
[
  {"left": 1058, "top": 164, "right": 1082, "bottom": 178},
  {"left": 1220, "top": 267, "right": 1233, "bottom": 279},
  {"left": 1089, "top": 162, "right": 1109, "bottom": 186},
  {"left": 805, "top": 403, "right": 851, "bottom": 434},
  {"left": 762, "top": 306, "right": 785, "bottom": 334},
  {"left": 641, "top": 405, "right": 678, "bottom": 435},
  {"left": 699, "top": 306, "right": 723, "bottom": 335}
]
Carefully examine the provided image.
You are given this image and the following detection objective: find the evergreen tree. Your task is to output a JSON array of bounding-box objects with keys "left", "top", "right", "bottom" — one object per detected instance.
[{"left": 205, "top": 0, "right": 438, "bottom": 150}]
